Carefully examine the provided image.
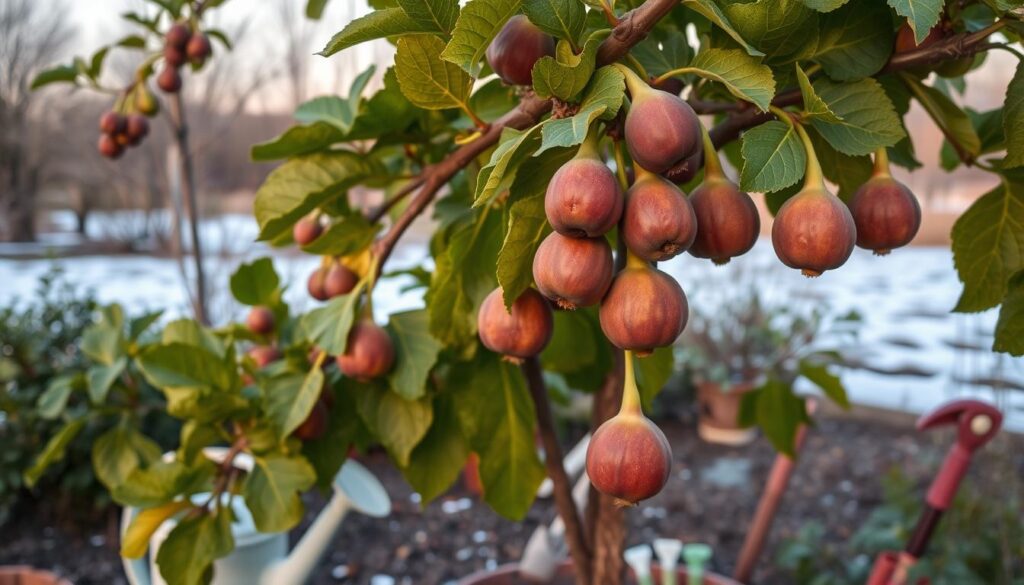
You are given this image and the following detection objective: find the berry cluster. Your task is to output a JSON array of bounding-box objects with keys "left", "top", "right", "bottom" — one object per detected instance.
[
  {"left": 158, "top": 22, "right": 211, "bottom": 94},
  {"left": 96, "top": 110, "right": 150, "bottom": 159}
]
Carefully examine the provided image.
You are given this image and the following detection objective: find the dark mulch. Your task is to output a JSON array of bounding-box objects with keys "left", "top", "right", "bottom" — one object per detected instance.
[{"left": 2, "top": 409, "right": 1021, "bottom": 585}]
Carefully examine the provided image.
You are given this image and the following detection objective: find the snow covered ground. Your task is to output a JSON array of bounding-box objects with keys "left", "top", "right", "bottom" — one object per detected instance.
[{"left": 2, "top": 213, "right": 1021, "bottom": 431}]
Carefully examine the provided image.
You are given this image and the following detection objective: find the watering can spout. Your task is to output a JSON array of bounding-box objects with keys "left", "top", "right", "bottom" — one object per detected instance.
[{"left": 263, "top": 458, "right": 391, "bottom": 585}]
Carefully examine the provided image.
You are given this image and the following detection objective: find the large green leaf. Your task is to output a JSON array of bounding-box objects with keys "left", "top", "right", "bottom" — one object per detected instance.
[
  {"left": 395, "top": 35, "right": 474, "bottom": 111},
  {"left": 386, "top": 309, "right": 442, "bottom": 400},
  {"left": 630, "top": 27, "right": 693, "bottom": 78},
  {"left": 903, "top": 75, "right": 981, "bottom": 162},
  {"left": 498, "top": 193, "right": 549, "bottom": 308},
  {"left": 81, "top": 323, "right": 124, "bottom": 366},
  {"left": 951, "top": 179, "right": 1024, "bottom": 312},
  {"left": 796, "top": 64, "right": 841, "bottom": 123},
  {"left": 24, "top": 419, "right": 86, "bottom": 487},
  {"left": 537, "top": 65, "right": 624, "bottom": 154},
  {"left": 300, "top": 214, "right": 381, "bottom": 256},
  {"left": 739, "top": 120, "right": 807, "bottom": 192},
  {"left": 452, "top": 351, "right": 545, "bottom": 519},
  {"left": 357, "top": 385, "right": 434, "bottom": 466},
  {"left": 809, "top": 78, "right": 905, "bottom": 156},
  {"left": 1002, "top": 62, "right": 1024, "bottom": 168},
  {"left": 474, "top": 125, "right": 545, "bottom": 207},
  {"left": 401, "top": 395, "right": 469, "bottom": 504},
  {"left": 319, "top": 8, "right": 432, "bottom": 57},
  {"left": 684, "top": 48, "right": 776, "bottom": 112},
  {"left": 296, "top": 285, "right": 366, "bottom": 355},
  {"left": 888, "top": 0, "right": 942, "bottom": 45},
  {"left": 396, "top": 0, "right": 459, "bottom": 34},
  {"left": 301, "top": 378, "right": 363, "bottom": 490},
  {"left": 264, "top": 368, "right": 325, "bottom": 440},
  {"left": 812, "top": 1, "right": 892, "bottom": 80},
  {"left": 87, "top": 357, "right": 127, "bottom": 404},
  {"left": 37, "top": 376, "right": 77, "bottom": 419},
  {"left": 523, "top": 0, "right": 586, "bottom": 44},
  {"left": 155, "top": 509, "right": 234, "bottom": 585},
  {"left": 754, "top": 377, "right": 808, "bottom": 456},
  {"left": 798, "top": 361, "right": 850, "bottom": 408},
  {"left": 801, "top": 0, "right": 850, "bottom": 12},
  {"left": 112, "top": 460, "right": 215, "bottom": 508},
  {"left": 92, "top": 425, "right": 161, "bottom": 489},
  {"left": 250, "top": 122, "right": 347, "bottom": 161},
  {"left": 230, "top": 257, "right": 280, "bottom": 307},
  {"left": 721, "top": 0, "right": 818, "bottom": 63},
  {"left": 243, "top": 455, "right": 317, "bottom": 533},
  {"left": 681, "top": 0, "right": 765, "bottom": 57},
  {"left": 441, "top": 0, "right": 523, "bottom": 76},
  {"left": 532, "top": 30, "right": 610, "bottom": 101},
  {"left": 995, "top": 271, "right": 1024, "bottom": 356},
  {"left": 137, "top": 343, "right": 236, "bottom": 394}
]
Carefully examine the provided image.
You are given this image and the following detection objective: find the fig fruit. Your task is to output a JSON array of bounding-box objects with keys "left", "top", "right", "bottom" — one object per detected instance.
[
  {"left": 894, "top": 23, "right": 944, "bottom": 53},
  {"left": 157, "top": 66, "right": 182, "bottom": 93},
  {"left": 324, "top": 262, "right": 358, "bottom": 298},
  {"left": 545, "top": 138, "right": 623, "bottom": 238},
  {"left": 99, "top": 111, "right": 126, "bottom": 135},
  {"left": 293, "top": 216, "right": 323, "bottom": 246},
  {"left": 186, "top": 33, "right": 212, "bottom": 64},
  {"left": 134, "top": 86, "right": 160, "bottom": 116},
  {"left": 477, "top": 287, "right": 553, "bottom": 363},
  {"left": 622, "top": 67, "right": 702, "bottom": 174},
  {"left": 125, "top": 115, "right": 149, "bottom": 144},
  {"left": 485, "top": 15, "right": 554, "bottom": 86},
  {"left": 338, "top": 319, "right": 395, "bottom": 380},
  {"left": 622, "top": 171, "right": 697, "bottom": 262},
  {"left": 848, "top": 150, "right": 921, "bottom": 255},
  {"left": 248, "top": 345, "right": 282, "bottom": 368},
  {"left": 166, "top": 23, "right": 191, "bottom": 50},
  {"left": 662, "top": 149, "right": 703, "bottom": 185},
  {"left": 293, "top": 401, "right": 328, "bottom": 441},
  {"left": 532, "top": 232, "right": 613, "bottom": 310},
  {"left": 164, "top": 45, "right": 187, "bottom": 68},
  {"left": 599, "top": 262, "right": 688, "bottom": 356},
  {"left": 771, "top": 187, "right": 856, "bottom": 277},
  {"left": 307, "top": 267, "right": 329, "bottom": 301},
  {"left": 98, "top": 134, "right": 123, "bottom": 159},
  {"left": 246, "top": 306, "right": 275, "bottom": 334}
]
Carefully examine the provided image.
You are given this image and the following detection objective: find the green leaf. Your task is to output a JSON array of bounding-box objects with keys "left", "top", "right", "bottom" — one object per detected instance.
[
  {"left": 684, "top": 48, "right": 776, "bottom": 112},
  {"left": 37, "top": 376, "right": 77, "bottom": 419},
  {"left": 441, "top": 0, "right": 522, "bottom": 76},
  {"left": 994, "top": 271, "right": 1024, "bottom": 356},
  {"left": 755, "top": 378, "right": 807, "bottom": 455},
  {"left": 531, "top": 30, "right": 610, "bottom": 101},
  {"left": 812, "top": 1, "right": 892, "bottom": 81},
  {"left": 162, "top": 319, "right": 224, "bottom": 357},
  {"left": 498, "top": 192, "right": 549, "bottom": 308},
  {"left": 395, "top": 35, "right": 474, "bottom": 111},
  {"left": 739, "top": 120, "right": 806, "bottom": 192},
  {"left": 523, "top": 0, "right": 586, "bottom": 44},
  {"left": 254, "top": 152, "right": 379, "bottom": 242},
  {"left": 809, "top": 129, "right": 873, "bottom": 201},
  {"left": 951, "top": 180, "right": 1024, "bottom": 312},
  {"left": 396, "top": 0, "right": 459, "bottom": 34},
  {"left": 297, "top": 285, "right": 366, "bottom": 355},
  {"left": 635, "top": 348, "right": 674, "bottom": 410},
  {"left": 721, "top": 0, "right": 818, "bottom": 63},
  {"left": 357, "top": 385, "right": 434, "bottom": 466},
  {"left": 300, "top": 214, "right": 381, "bottom": 256},
  {"left": 92, "top": 425, "right": 161, "bottom": 489},
  {"left": 801, "top": 0, "right": 850, "bottom": 12},
  {"left": 798, "top": 361, "right": 850, "bottom": 408},
  {"left": 537, "top": 65, "right": 624, "bottom": 154},
  {"left": 630, "top": 28, "right": 693, "bottom": 78},
  {"left": 902, "top": 75, "right": 981, "bottom": 162},
  {"left": 243, "top": 455, "right": 317, "bottom": 533},
  {"left": 122, "top": 501, "right": 192, "bottom": 559},
  {"left": 295, "top": 96, "right": 356, "bottom": 133},
  {"left": 387, "top": 310, "right": 442, "bottom": 400},
  {"left": 681, "top": 0, "right": 765, "bottom": 57},
  {"left": 301, "top": 379, "right": 362, "bottom": 490},
  {"left": 230, "top": 257, "right": 280, "bottom": 306},
  {"left": 81, "top": 324, "right": 124, "bottom": 366},
  {"left": 264, "top": 368, "right": 325, "bottom": 439},
  {"left": 87, "top": 357, "right": 127, "bottom": 404},
  {"left": 24, "top": 419, "right": 86, "bottom": 487},
  {"left": 796, "top": 64, "right": 841, "bottom": 123},
  {"left": 887, "top": 0, "right": 942, "bottom": 45},
  {"left": 319, "top": 8, "right": 432, "bottom": 57},
  {"left": 112, "top": 460, "right": 216, "bottom": 508},
  {"left": 30, "top": 65, "right": 79, "bottom": 89},
  {"left": 475, "top": 126, "right": 545, "bottom": 207},
  {"left": 452, "top": 351, "right": 544, "bottom": 519},
  {"left": 250, "top": 122, "right": 347, "bottom": 161},
  {"left": 809, "top": 77, "right": 906, "bottom": 156},
  {"left": 137, "top": 343, "right": 236, "bottom": 394},
  {"left": 401, "top": 395, "right": 469, "bottom": 504},
  {"left": 307, "top": 0, "right": 330, "bottom": 19},
  {"left": 155, "top": 509, "right": 234, "bottom": 585},
  {"left": 1002, "top": 62, "right": 1024, "bottom": 168}
]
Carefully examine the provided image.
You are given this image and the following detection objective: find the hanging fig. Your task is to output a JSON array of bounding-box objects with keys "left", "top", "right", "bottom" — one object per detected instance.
[
  {"left": 99, "top": 111, "right": 126, "bottom": 135},
  {"left": 165, "top": 23, "right": 192, "bottom": 50},
  {"left": 848, "top": 148, "right": 921, "bottom": 256},
  {"left": 186, "top": 33, "right": 212, "bottom": 65},
  {"left": 293, "top": 216, "right": 323, "bottom": 245},
  {"left": 622, "top": 168, "right": 697, "bottom": 262},
  {"left": 248, "top": 345, "right": 282, "bottom": 368},
  {"left": 157, "top": 66, "right": 182, "bottom": 93},
  {"left": 125, "top": 115, "right": 149, "bottom": 145},
  {"left": 246, "top": 306, "right": 275, "bottom": 334},
  {"left": 98, "top": 134, "right": 123, "bottom": 159},
  {"left": 324, "top": 262, "right": 359, "bottom": 298},
  {"left": 545, "top": 131, "right": 623, "bottom": 238},
  {"left": 485, "top": 15, "right": 555, "bottom": 86},
  {"left": 338, "top": 319, "right": 395, "bottom": 381},
  {"left": 293, "top": 401, "right": 328, "bottom": 441},
  {"left": 599, "top": 259, "right": 688, "bottom": 356},
  {"left": 620, "top": 66, "right": 702, "bottom": 175},
  {"left": 532, "top": 232, "right": 613, "bottom": 310},
  {"left": 477, "top": 287, "right": 553, "bottom": 363},
  {"left": 662, "top": 150, "right": 703, "bottom": 185},
  {"left": 307, "top": 267, "right": 329, "bottom": 301},
  {"left": 586, "top": 353, "right": 672, "bottom": 505},
  {"left": 134, "top": 86, "right": 160, "bottom": 116}
]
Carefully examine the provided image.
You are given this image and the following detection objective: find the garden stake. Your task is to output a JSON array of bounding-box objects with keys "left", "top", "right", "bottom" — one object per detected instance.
[
  {"left": 624, "top": 545, "right": 655, "bottom": 585},
  {"left": 733, "top": 400, "right": 814, "bottom": 582},
  {"left": 682, "top": 544, "right": 711, "bottom": 585},
  {"left": 866, "top": 399, "right": 1002, "bottom": 585},
  {"left": 652, "top": 539, "right": 683, "bottom": 585}
]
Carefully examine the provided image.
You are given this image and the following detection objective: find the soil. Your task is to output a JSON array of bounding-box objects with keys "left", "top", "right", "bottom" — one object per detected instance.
[{"left": 1, "top": 409, "right": 1021, "bottom": 585}]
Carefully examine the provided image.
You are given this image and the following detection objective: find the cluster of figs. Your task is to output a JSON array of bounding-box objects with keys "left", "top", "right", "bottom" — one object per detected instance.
[
  {"left": 157, "top": 22, "right": 212, "bottom": 94},
  {"left": 473, "top": 15, "right": 922, "bottom": 505}
]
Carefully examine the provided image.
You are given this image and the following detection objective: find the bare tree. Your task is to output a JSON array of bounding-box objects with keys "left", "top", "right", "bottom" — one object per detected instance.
[{"left": 0, "top": 0, "right": 74, "bottom": 242}]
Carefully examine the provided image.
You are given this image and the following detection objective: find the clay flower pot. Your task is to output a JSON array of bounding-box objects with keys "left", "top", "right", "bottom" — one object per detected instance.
[
  {"left": 696, "top": 381, "right": 757, "bottom": 446},
  {"left": 460, "top": 562, "right": 742, "bottom": 584},
  {"left": 0, "top": 567, "right": 72, "bottom": 585}
]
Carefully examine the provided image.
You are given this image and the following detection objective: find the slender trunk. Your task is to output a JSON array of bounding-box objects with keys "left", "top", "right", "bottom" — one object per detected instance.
[
  {"left": 588, "top": 350, "right": 626, "bottom": 585},
  {"left": 168, "top": 93, "right": 209, "bottom": 324}
]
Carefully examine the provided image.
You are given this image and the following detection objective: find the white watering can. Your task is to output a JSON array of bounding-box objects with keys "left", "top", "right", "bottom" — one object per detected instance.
[{"left": 121, "top": 447, "right": 391, "bottom": 585}]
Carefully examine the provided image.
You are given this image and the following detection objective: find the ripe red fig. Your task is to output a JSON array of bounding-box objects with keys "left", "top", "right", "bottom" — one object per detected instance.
[
  {"left": 485, "top": 15, "right": 554, "bottom": 86},
  {"left": 662, "top": 149, "right": 703, "bottom": 185},
  {"left": 186, "top": 33, "right": 212, "bottom": 64},
  {"left": 293, "top": 216, "right": 323, "bottom": 246},
  {"left": 599, "top": 261, "right": 688, "bottom": 356},
  {"left": 165, "top": 23, "right": 192, "bottom": 50},
  {"left": 532, "top": 232, "right": 613, "bottom": 310},
  {"left": 621, "top": 67, "right": 702, "bottom": 175},
  {"left": 98, "top": 134, "right": 124, "bottom": 159},
  {"left": 688, "top": 132, "right": 760, "bottom": 264},
  {"left": 293, "top": 401, "right": 328, "bottom": 441},
  {"left": 246, "top": 306, "right": 275, "bottom": 335},
  {"left": 324, "top": 262, "right": 358, "bottom": 298},
  {"left": 338, "top": 319, "right": 395, "bottom": 381},
  {"left": 622, "top": 170, "right": 697, "bottom": 262},
  {"left": 157, "top": 66, "right": 182, "bottom": 93},
  {"left": 586, "top": 354, "right": 672, "bottom": 505},
  {"left": 848, "top": 149, "right": 921, "bottom": 255},
  {"left": 477, "top": 287, "right": 553, "bottom": 363},
  {"left": 894, "top": 23, "right": 944, "bottom": 53},
  {"left": 164, "top": 45, "right": 187, "bottom": 68},
  {"left": 125, "top": 115, "right": 149, "bottom": 145},
  {"left": 248, "top": 345, "right": 282, "bottom": 368},
  {"left": 307, "top": 267, "right": 329, "bottom": 301},
  {"left": 545, "top": 135, "right": 623, "bottom": 238},
  {"left": 772, "top": 187, "right": 856, "bottom": 277},
  {"left": 99, "top": 111, "right": 126, "bottom": 135}
]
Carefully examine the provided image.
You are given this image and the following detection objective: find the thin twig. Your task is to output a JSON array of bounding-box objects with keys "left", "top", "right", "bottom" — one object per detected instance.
[{"left": 365, "top": 176, "right": 427, "bottom": 224}]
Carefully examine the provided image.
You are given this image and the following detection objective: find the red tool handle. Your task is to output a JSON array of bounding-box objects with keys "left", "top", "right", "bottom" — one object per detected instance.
[{"left": 926, "top": 444, "right": 971, "bottom": 510}]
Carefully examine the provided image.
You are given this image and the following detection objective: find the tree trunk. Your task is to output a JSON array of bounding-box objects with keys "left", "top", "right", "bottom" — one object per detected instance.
[{"left": 588, "top": 350, "right": 626, "bottom": 585}]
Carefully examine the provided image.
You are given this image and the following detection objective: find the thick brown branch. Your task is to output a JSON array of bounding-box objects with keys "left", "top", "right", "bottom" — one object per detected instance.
[{"left": 522, "top": 357, "right": 592, "bottom": 585}]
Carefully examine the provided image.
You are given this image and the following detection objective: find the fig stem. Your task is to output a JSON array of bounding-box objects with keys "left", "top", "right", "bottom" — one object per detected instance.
[
  {"left": 578, "top": 124, "right": 603, "bottom": 160},
  {"left": 872, "top": 146, "right": 891, "bottom": 177},
  {"left": 613, "top": 63, "right": 649, "bottom": 98},
  {"left": 620, "top": 350, "right": 642, "bottom": 414},
  {"left": 699, "top": 123, "right": 725, "bottom": 180},
  {"left": 625, "top": 249, "right": 649, "bottom": 271},
  {"left": 771, "top": 106, "right": 825, "bottom": 191},
  {"left": 612, "top": 139, "right": 631, "bottom": 191}
]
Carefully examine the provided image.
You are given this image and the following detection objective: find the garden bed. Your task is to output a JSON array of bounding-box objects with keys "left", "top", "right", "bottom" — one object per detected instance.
[{"left": 2, "top": 411, "right": 1020, "bottom": 585}]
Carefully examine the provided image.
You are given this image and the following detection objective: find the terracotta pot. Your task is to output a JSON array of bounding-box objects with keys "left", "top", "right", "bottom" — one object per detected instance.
[
  {"left": 696, "top": 381, "right": 757, "bottom": 446},
  {"left": 0, "top": 567, "right": 72, "bottom": 585},
  {"left": 460, "top": 562, "right": 742, "bottom": 585}
]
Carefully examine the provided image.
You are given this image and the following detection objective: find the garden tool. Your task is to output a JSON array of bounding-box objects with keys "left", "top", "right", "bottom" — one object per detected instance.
[
  {"left": 733, "top": 399, "right": 814, "bottom": 583},
  {"left": 121, "top": 448, "right": 391, "bottom": 585},
  {"left": 866, "top": 399, "right": 1002, "bottom": 585},
  {"left": 519, "top": 473, "right": 591, "bottom": 581},
  {"left": 682, "top": 544, "right": 711, "bottom": 585},
  {"left": 652, "top": 539, "right": 683, "bottom": 585},
  {"left": 624, "top": 544, "right": 655, "bottom": 585}
]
